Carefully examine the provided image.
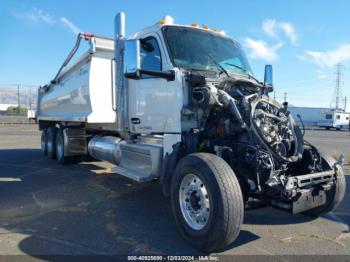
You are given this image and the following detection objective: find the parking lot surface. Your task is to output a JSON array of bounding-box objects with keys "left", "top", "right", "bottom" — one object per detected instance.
[{"left": 0, "top": 125, "right": 349, "bottom": 258}]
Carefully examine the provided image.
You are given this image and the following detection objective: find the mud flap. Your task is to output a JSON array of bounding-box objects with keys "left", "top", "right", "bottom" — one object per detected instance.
[{"left": 292, "top": 189, "right": 327, "bottom": 214}]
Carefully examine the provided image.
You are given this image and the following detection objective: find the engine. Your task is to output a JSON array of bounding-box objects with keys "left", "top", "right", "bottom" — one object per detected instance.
[
  {"left": 191, "top": 81, "right": 302, "bottom": 159},
  {"left": 186, "top": 75, "right": 323, "bottom": 199}
]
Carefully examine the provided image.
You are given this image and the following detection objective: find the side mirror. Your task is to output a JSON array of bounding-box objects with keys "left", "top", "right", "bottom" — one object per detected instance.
[
  {"left": 264, "top": 64, "right": 273, "bottom": 92},
  {"left": 124, "top": 39, "right": 141, "bottom": 79}
]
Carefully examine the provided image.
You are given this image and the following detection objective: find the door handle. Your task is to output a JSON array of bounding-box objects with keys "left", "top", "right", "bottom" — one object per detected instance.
[{"left": 131, "top": 118, "right": 141, "bottom": 124}]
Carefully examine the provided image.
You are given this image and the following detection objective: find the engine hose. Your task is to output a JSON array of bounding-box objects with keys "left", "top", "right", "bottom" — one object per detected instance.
[
  {"left": 218, "top": 90, "right": 246, "bottom": 129},
  {"left": 227, "top": 100, "right": 247, "bottom": 129},
  {"left": 255, "top": 109, "right": 288, "bottom": 124}
]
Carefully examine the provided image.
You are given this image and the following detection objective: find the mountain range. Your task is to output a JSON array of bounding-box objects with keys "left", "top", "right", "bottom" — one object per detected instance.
[{"left": 0, "top": 87, "right": 38, "bottom": 109}]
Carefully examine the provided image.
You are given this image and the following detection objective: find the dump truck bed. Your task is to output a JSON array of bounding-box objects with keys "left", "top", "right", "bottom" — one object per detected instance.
[{"left": 36, "top": 37, "right": 116, "bottom": 124}]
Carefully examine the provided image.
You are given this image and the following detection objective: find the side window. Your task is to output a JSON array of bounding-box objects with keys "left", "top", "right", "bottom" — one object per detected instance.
[
  {"left": 336, "top": 115, "right": 340, "bottom": 120},
  {"left": 140, "top": 37, "right": 161, "bottom": 72}
]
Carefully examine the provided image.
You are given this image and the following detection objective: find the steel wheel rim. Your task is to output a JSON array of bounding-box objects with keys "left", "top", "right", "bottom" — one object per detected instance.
[{"left": 179, "top": 174, "right": 210, "bottom": 230}]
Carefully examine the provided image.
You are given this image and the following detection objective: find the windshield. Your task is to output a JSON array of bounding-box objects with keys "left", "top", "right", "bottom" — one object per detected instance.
[{"left": 163, "top": 26, "right": 253, "bottom": 76}]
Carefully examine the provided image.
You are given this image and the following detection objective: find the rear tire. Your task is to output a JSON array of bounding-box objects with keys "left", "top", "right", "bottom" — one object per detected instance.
[
  {"left": 304, "top": 153, "right": 346, "bottom": 216},
  {"left": 56, "top": 128, "right": 75, "bottom": 165},
  {"left": 171, "top": 153, "right": 244, "bottom": 252},
  {"left": 47, "top": 127, "right": 58, "bottom": 159},
  {"left": 41, "top": 130, "right": 47, "bottom": 155}
]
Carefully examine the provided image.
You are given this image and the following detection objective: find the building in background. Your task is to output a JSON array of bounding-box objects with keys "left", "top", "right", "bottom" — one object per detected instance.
[{"left": 288, "top": 106, "right": 328, "bottom": 126}]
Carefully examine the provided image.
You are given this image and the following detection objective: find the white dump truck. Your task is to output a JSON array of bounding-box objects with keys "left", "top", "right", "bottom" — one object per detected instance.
[{"left": 36, "top": 12, "right": 346, "bottom": 251}]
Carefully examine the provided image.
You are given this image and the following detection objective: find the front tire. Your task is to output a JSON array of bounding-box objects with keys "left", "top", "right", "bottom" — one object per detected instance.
[
  {"left": 171, "top": 153, "right": 244, "bottom": 252},
  {"left": 304, "top": 153, "right": 346, "bottom": 216}
]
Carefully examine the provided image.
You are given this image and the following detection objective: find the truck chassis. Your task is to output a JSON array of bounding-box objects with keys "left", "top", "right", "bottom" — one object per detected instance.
[{"left": 36, "top": 13, "right": 346, "bottom": 251}]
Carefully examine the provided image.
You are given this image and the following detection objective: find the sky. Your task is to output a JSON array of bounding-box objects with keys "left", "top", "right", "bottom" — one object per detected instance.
[{"left": 0, "top": 0, "right": 350, "bottom": 109}]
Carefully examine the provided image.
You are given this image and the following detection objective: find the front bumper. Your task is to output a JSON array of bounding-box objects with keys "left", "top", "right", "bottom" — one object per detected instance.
[
  {"left": 288, "top": 170, "right": 334, "bottom": 188},
  {"left": 292, "top": 186, "right": 330, "bottom": 214},
  {"left": 273, "top": 170, "right": 335, "bottom": 214}
]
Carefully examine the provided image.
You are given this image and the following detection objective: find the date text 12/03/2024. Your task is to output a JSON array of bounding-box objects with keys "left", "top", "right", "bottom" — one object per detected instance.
[{"left": 127, "top": 255, "right": 219, "bottom": 261}]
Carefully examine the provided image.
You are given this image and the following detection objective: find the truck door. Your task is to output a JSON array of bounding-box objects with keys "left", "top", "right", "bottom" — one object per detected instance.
[{"left": 127, "top": 35, "right": 182, "bottom": 134}]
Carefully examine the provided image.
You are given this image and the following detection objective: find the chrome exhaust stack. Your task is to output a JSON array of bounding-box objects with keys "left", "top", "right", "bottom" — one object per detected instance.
[{"left": 114, "top": 12, "right": 128, "bottom": 135}]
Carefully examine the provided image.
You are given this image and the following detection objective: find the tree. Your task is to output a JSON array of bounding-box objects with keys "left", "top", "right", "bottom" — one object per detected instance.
[{"left": 6, "top": 106, "right": 28, "bottom": 116}]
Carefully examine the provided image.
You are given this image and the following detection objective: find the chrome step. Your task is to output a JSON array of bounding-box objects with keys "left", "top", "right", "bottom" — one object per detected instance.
[
  {"left": 112, "top": 143, "right": 163, "bottom": 182},
  {"left": 111, "top": 166, "right": 156, "bottom": 182}
]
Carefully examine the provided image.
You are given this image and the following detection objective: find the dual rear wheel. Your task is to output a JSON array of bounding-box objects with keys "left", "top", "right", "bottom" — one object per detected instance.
[{"left": 40, "top": 127, "right": 76, "bottom": 164}]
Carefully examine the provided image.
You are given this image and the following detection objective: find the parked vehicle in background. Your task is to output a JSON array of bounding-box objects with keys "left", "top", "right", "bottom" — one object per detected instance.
[
  {"left": 27, "top": 109, "right": 36, "bottom": 121},
  {"left": 318, "top": 109, "right": 350, "bottom": 130},
  {"left": 35, "top": 12, "right": 346, "bottom": 251}
]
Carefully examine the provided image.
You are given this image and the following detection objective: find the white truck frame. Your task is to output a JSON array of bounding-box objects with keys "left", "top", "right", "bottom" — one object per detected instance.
[{"left": 36, "top": 12, "right": 346, "bottom": 251}]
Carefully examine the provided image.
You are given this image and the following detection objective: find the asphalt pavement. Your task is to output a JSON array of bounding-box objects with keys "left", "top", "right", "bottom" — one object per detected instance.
[{"left": 0, "top": 125, "right": 349, "bottom": 259}]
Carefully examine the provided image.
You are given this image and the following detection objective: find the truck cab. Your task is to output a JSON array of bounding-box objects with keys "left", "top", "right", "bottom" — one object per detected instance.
[{"left": 127, "top": 23, "right": 182, "bottom": 134}]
